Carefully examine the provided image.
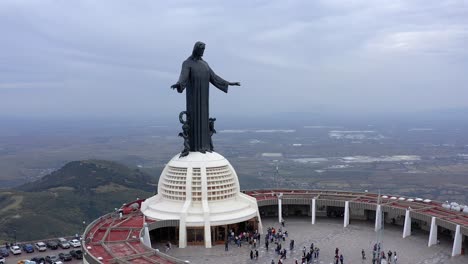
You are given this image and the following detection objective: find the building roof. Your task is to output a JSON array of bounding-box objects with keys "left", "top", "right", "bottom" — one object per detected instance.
[{"left": 83, "top": 205, "right": 177, "bottom": 264}]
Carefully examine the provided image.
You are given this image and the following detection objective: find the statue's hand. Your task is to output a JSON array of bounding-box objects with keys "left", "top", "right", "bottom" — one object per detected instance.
[
  {"left": 229, "top": 82, "right": 241, "bottom": 86},
  {"left": 171, "top": 83, "right": 180, "bottom": 90}
]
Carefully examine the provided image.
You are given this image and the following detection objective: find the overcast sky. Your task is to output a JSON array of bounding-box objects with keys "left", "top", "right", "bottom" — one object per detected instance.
[{"left": 1, "top": 0, "right": 468, "bottom": 119}]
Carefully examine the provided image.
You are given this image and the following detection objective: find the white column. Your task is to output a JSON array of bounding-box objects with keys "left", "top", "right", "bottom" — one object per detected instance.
[
  {"left": 451, "top": 225, "right": 462, "bottom": 257},
  {"left": 278, "top": 193, "right": 283, "bottom": 223},
  {"left": 201, "top": 167, "right": 212, "bottom": 248},
  {"left": 403, "top": 209, "right": 411, "bottom": 238},
  {"left": 179, "top": 167, "right": 192, "bottom": 249},
  {"left": 204, "top": 220, "right": 212, "bottom": 248},
  {"left": 428, "top": 217, "right": 437, "bottom": 247},
  {"left": 179, "top": 221, "right": 187, "bottom": 248},
  {"left": 256, "top": 212, "right": 264, "bottom": 234},
  {"left": 344, "top": 201, "right": 350, "bottom": 227},
  {"left": 375, "top": 204, "right": 382, "bottom": 232},
  {"left": 311, "top": 198, "right": 316, "bottom": 225},
  {"left": 142, "top": 222, "right": 151, "bottom": 248}
]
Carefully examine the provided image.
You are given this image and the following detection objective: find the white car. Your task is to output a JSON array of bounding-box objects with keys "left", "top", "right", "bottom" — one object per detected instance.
[
  {"left": 69, "top": 239, "right": 81, "bottom": 248},
  {"left": 10, "top": 245, "right": 22, "bottom": 255},
  {"left": 0, "top": 256, "right": 5, "bottom": 264},
  {"left": 35, "top": 241, "right": 47, "bottom": 252},
  {"left": 19, "top": 260, "right": 36, "bottom": 264},
  {"left": 53, "top": 261, "right": 63, "bottom": 264}
]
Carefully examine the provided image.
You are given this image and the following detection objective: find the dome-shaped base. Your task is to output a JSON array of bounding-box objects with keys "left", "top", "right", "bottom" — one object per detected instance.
[{"left": 140, "top": 152, "right": 262, "bottom": 248}]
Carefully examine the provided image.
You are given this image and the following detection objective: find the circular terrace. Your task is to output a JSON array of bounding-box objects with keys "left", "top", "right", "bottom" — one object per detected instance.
[{"left": 82, "top": 190, "right": 468, "bottom": 264}]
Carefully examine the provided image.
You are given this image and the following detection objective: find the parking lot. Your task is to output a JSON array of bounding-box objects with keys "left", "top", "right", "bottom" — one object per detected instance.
[{"left": 1, "top": 246, "right": 82, "bottom": 264}]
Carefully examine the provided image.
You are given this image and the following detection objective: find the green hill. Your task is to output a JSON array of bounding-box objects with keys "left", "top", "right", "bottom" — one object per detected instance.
[
  {"left": 0, "top": 160, "right": 156, "bottom": 243},
  {"left": 17, "top": 160, "right": 154, "bottom": 193}
]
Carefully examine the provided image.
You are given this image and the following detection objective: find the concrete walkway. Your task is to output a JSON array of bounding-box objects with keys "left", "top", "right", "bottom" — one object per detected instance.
[{"left": 157, "top": 217, "right": 467, "bottom": 264}]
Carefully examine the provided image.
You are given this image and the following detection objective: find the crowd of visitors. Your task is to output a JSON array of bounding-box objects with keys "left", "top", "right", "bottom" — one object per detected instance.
[
  {"left": 225, "top": 227, "right": 261, "bottom": 249},
  {"left": 370, "top": 243, "right": 398, "bottom": 264},
  {"left": 299, "top": 242, "right": 320, "bottom": 264},
  {"left": 219, "top": 220, "right": 402, "bottom": 263}
]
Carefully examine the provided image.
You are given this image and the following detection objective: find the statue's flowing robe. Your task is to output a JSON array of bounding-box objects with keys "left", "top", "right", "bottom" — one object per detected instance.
[{"left": 176, "top": 57, "right": 229, "bottom": 152}]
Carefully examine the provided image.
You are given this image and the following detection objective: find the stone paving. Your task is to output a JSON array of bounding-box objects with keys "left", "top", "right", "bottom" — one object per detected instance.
[{"left": 156, "top": 217, "right": 467, "bottom": 264}]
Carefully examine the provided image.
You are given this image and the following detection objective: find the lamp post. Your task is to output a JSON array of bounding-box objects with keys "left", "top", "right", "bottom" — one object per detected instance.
[
  {"left": 81, "top": 221, "right": 86, "bottom": 240},
  {"left": 14, "top": 229, "right": 17, "bottom": 245}
]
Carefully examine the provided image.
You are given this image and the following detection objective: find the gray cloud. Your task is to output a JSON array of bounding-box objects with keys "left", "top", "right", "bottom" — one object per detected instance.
[{"left": 1, "top": 0, "right": 467, "bottom": 118}]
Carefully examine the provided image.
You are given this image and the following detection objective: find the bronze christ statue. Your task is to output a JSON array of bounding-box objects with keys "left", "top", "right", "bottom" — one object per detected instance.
[{"left": 171, "top": 41, "right": 240, "bottom": 155}]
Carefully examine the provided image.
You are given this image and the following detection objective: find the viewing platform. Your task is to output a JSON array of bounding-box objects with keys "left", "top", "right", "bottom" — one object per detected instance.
[{"left": 83, "top": 189, "right": 468, "bottom": 263}]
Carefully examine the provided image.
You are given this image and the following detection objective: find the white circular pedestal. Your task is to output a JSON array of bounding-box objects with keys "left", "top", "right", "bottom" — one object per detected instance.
[{"left": 141, "top": 152, "right": 262, "bottom": 248}]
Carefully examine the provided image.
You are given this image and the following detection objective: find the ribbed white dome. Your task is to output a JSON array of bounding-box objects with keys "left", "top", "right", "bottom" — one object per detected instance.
[
  {"left": 159, "top": 153, "right": 238, "bottom": 202},
  {"left": 141, "top": 152, "right": 261, "bottom": 231}
]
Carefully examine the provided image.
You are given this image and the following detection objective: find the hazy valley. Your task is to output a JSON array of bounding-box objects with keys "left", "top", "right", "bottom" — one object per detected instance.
[{"left": 1, "top": 114, "right": 468, "bottom": 241}]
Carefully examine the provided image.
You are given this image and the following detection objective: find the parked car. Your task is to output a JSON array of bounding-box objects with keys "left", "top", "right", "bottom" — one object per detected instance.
[
  {"left": 68, "top": 239, "right": 80, "bottom": 248},
  {"left": 69, "top": 250, "right": 82, "bottom": 259},
  {"left": 58, "top": 253, "right": 72, "bottom": 262},
  {"left": 34, "top": 242, "right": 47, "bottom": 252},
  {"left": 22, "top": 244, "right": 34, "bottom": 253},
  {"left": 52, "top": 261, "right": 63, "bottom": 264},
  {"left": 0, "top": 256, "right": 5, "bottom": 264},
  {"left": 45, "top": 255, "right": 59, "bottom": 264},
  {"left": 31, "top": 256, "right": 46, "bottom": 264},
  {"left": 10, "top": 245, "right": 22, "bottom": 255},
  {"left": 0, "top": 247, "right": 9, "bottom": 257},
  {"left": 17, "top": 260, "right": 36, "bottom": 264},
  {"left": 45, "top": 241, "right": 58, "bottom": 250},
  {"left": 57, "top": 239, "right": 69, "bottom": 249}
]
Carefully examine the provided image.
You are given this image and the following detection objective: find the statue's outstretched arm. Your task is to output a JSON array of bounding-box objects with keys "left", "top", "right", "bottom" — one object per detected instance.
[
  {"left": 171, "top": 61, "right": 190, "bottom": 93},
  {"left": 209, "top": 67, "right": 240, "bottom": 92}
]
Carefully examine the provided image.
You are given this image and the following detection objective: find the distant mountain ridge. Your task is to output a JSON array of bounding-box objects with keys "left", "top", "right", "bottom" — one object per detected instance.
[
  {"left": 17, "top": 159, "right": 154, "bottom": 193},
  {"left": 0, "top": 160, "right": 155, "bottom": 243}
]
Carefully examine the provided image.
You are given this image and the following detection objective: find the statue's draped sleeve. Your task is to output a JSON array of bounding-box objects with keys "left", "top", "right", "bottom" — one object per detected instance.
[
  {"left": 209, "top": 66, "right": 229, "bottom": 93},
  {"left": 176, "top": 60, "right": 190, "bottom": 93}
]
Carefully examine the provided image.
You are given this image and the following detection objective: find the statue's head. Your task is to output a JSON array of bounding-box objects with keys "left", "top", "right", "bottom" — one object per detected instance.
[{"left": 192, "top": 41, "right": 205, "bottom": 59}]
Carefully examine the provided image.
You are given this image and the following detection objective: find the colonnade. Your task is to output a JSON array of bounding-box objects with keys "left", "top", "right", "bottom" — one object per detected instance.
[{"left": 275, "top": 197, "right": 465, "bottom": 257}]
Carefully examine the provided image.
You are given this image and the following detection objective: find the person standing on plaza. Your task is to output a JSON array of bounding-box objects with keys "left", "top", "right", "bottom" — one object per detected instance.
[
  {"left": 165, "top": 242, "right": 171, "bottom": 252},
  {"left": 225, "top": 240, "right": 228, "bottom": 251},
  {"left": 250, "top": 250, "right": 254, "bottom": 260},
  {"left": 255, "top": 249, "right": 259, "bottom": 259},
  {"left": 362, "top": 249, "right": 366, "bottom": 259},
  {"left": 340, "top": 254, "right": 344, "bottom": 264}
]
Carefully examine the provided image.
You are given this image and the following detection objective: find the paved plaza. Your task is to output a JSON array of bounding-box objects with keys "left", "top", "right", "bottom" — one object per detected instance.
[{"left": 156, "top": 217, "right": 467, "bottom": 264}]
